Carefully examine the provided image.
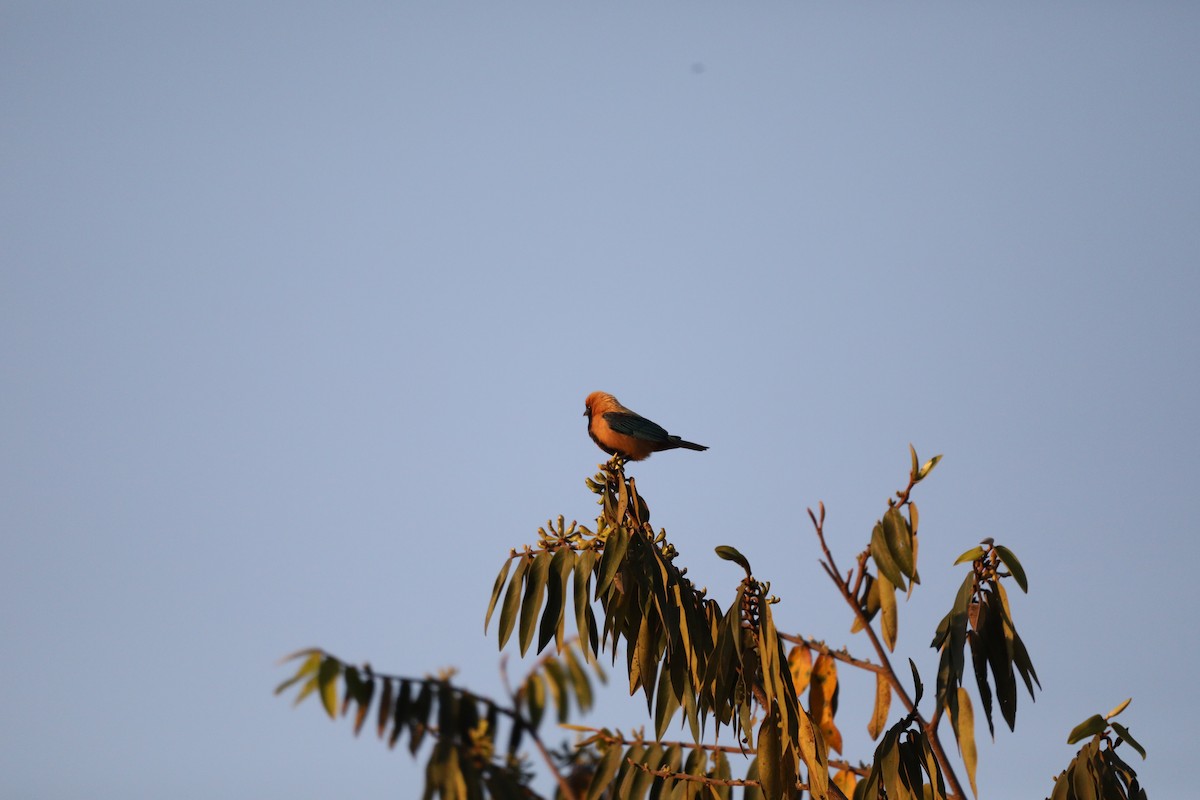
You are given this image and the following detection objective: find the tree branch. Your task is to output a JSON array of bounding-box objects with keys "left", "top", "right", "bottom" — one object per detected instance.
[{"left": 808, "top": 505, "right": 967, "bottom": 800}]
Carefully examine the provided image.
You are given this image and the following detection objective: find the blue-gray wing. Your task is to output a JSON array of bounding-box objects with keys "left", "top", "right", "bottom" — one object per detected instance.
[{"left": 603, "top": 411, "right": 670, "bottom": 442}]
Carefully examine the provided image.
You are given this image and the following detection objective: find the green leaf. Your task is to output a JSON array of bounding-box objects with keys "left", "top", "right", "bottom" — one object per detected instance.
[
  {"left": 981, "top": 594, "right": 1018, "bottom": 730},
  {"left": 881, "top": 731, "right": 903, "bottom": 800},
  {"left": 316, "top": 656, "right": 341, "bottom": 719},
  {"left": 897, "top": 735, "right": 924, "bottom": 797},
  {"left": 409, "top": 682, "right": 433, "bottom": 754},
  {"left": 994, "top": 545, "right": 1028, "bottom": 593},
  {"left": 519, "top": 550, "right": 552, "bottom": 656},
  {"left": 954, "top": 546, "right": 984, "bottom": 565},
  {"left": 544, "top": 659, "right": 570, "bottom": 723},
  {"left": 587, "top": 744, "right": 625, "bottom": 800},
  {"left": 630, "top": 742, "right": 660, "bottom": 800},
  {"left": 757, "top": 710, "right": 783, "bottom": 800},
  {"left": 1067, "top": 714, "right": 1108, "bottom": 744},
  {"left": 597, "top": 526, "right": 630, "bottom": 597},
  {"left": 714, "top": 545, "right": 753, "bottom": 576},
  {"left": 918, "top": 454, "right": 942, "bottom": 480},
  {"left": 573, "top": 550, "right": 599, "bottom": 660},
  {"left": 612, "top": 743, "right": 640, "bottom": 800},
  {"left": 882, "top": 507, "right": 916, "bottom": 581},
  {"left": 908, "top": 659, "right": 924, "bottom": 706},
  {"left": 389, "top": 680, "right": 412, "bottom": 748},
  {"left": 1071, "top": 757, "right": 1097, "bottom": 800},
  {"left": 525, "top": 673, "right": 546, "bottom": 731},
  {"left": 968, "top": 630, "right": 995, "bottom": 738},
  {"left": 497, "top": 555, "right": 530, "bottom": 649},
  {"left": 909, "top": 444, "right": 920, "bottom": 479},
  {"left": 485, "top": 558, "right": 513, "bottom": 632},
  {"left": 538, "top": 548, "right": 573, "bottom": 653},
  {"left": 1110, "top": 722, "right": 1147, "bottom": 760},
  {"left": 870, "top": 522, "right": 906, "bottom": 591},
  {"left": 376, "top": 678, "right": 394, "bottom": 739},
  {"left": 274, "top": 650, "right": 322, "bottom": 695}
]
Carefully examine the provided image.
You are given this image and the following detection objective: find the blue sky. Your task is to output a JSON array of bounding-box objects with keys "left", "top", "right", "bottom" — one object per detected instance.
[{"left": 2, "top": 2, "right": 1197, "bottom": 797}]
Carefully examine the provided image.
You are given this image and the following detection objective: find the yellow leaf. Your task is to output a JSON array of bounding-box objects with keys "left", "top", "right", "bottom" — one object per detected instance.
[
  {"left": 955, "top": 687, "right": 979, "bottom": 798},
  {"left": 833, "top": 768, "right": 858, "bottom": 797},
  {"left": 808, "top": 654, "right": 843, "bottom": 755},
  {"left": 868, "top": 673, "right": 891, "bottom": 740},
  {"left": 788, "top": 645, "right": 813, "bottom": 695},
  {"left": 878, "top": 572, "right": 898, "bottom": 652},
  {"left": 1106, "top": 698, "right": 1131, "bottom": 719}
]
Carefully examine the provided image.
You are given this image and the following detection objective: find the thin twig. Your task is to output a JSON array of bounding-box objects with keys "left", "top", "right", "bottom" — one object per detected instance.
[
  {"left": 809, "top": 507, "right": 967, "bottom": 800},
  {"left": 779, "top": 632, "right": 885, "bottom": 675}
]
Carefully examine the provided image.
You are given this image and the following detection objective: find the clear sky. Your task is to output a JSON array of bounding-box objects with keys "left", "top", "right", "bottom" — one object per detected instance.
[{"left": 3, "top": 2, "right": 1197, "bottom": 797}]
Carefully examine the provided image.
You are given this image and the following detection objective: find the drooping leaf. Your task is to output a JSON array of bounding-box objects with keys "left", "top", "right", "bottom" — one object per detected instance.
[
  {"left": 968, "top": 629, "right": 995, "bottom": 738},
  {"left": 796, "top": 708, "right": 830, "bottom": 800},
  {"left": 878, "top": 571, "right": 898, "bottom": 652},
  {"left": 809, "top": 654, "right": 842, "bottom": 755},
  {"left": 870, "top": 522, "right": 906, "bottom": 591},
  {"left": 518, "top": 550, "right": 552, "bottom": 656},
  {"left": 868, "top": 673, "right": 891, "bottom": 740},
  {"left": 316, "top": 656, "right": 341, "bottom": 719},
  {"left": 376, "top": 678, "right": 393, "bottom": 739},
  {"left": 757, "top": 709, "right": 783, "bottom": 800},
  {"left": 788, "top": 645, "right": 813, "bottom": 695},
  {"left": 881, "top": 730, "right": 903, "bottom": 800},
  {"left": 597, "top": 525, "right": 630, "bottom": 597},
  {"left": 851, "top": 576, "right": 880, "bottom": 634},
  {"left": 573, "top": 550, "right": 598, "bottom": 659},
  {"left": 994, "top": 545, "right": 1028, "bottom": 593},
  {"left": 1110, "top": 722, "right": 1147, "bottom": 760},
  {"left": 882, "top": 507, "right": 915, "bottom": 581},
  {"left": 389, "top": 680, "right": 412, "bottom": 748},
  {"left": 544, "top": 659, "right": 570, "bottom": 723},
  {"left": 485, "top": 557, "right": 514, "bottom": 632},
  {"left": 653, "top": 660, "right": 680, "bottom": 739},
  {"left": 832, "top": 768, "right": 857, "bottom": 800},
  {"left": 274, "top": 649, "right": 322, "bottom": 695},
  {"left": 538, "top": 548, "right": 573, "bottom": 653},
  {"left": 352, "top": 671, "right": 374, "bottom": 735},
  {"left": 409, "top": 682, "right": 433, "bottom": 754},
  {"left": 497, "top": 555, "right": 530, "bottom": 649},
  {"left": 954, "top": 687, "right": 978, "bottom": 798},
  {"left": 897, "top": 733, "right": 925, "bottom": 798}
]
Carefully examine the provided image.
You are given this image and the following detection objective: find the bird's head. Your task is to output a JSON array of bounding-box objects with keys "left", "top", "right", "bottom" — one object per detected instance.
[{"left": 584, "top": 391, "right": 616, "bottom": 419}]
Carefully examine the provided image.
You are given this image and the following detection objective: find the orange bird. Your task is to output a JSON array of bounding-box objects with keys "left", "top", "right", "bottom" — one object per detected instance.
[{"left": 584, "top": 391, "right": 708, "bottom": 461}]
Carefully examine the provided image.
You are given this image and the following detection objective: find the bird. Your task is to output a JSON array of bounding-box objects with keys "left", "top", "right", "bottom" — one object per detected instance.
[{"left": 583, "top": 391, "right": 708, "bottom": 461}]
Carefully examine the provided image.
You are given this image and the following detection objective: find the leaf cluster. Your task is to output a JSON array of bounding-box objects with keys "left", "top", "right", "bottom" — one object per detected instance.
[
  {"left": 1049, "top": 700, "right": 1147, "bottom": 800},
  {"left": 275, "top": 641, "right": 602, "bottom": 800},
  {"left": 276, "top": 448, "right": 1150, "bottom": 800},
  {"left": 487, "top": 462, "right": 830, "bottom": 800},
  {"left": 934, "top": 540, "right": 1040, "bottom": 756},
  {"left": 854, "top": 663, "right": 947, "bottom": 800}
]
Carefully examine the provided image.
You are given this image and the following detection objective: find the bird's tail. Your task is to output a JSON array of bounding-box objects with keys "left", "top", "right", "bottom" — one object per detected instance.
[{"left": 670, "top": 437, "right": 708, "bottom": 452}]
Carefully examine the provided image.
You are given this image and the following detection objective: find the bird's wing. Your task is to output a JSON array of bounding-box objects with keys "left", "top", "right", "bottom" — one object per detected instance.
[{"left": 603, "top": 411, "right": 670, "bottom": 442}]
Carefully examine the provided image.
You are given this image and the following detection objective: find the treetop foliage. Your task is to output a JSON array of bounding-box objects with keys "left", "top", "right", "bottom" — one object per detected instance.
[{"left": 277, "top": 447, "right": 1147, "bottom": 800}]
